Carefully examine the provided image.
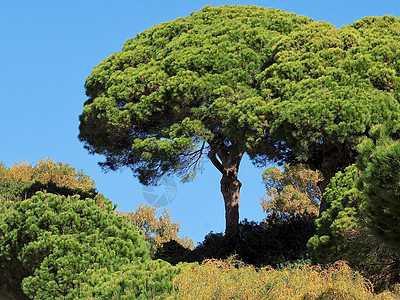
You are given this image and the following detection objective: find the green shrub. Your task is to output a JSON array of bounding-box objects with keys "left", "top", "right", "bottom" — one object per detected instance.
[
  {"left": 357, "top": 125, "right": 400, "bottom": 256},
  {"left": 79, "top": 259, "right": 183, "bottom": 299},
  {"left": 162, "top": 215, "right": 315, "bottom": 267},
  {"left": 308, "top": 165, "right": 364, "bottom": 264},
  {"left": 308, "top": 163, "right": 400, "bottom": 290},
  {"left": 0, "top": 192, "right": 178, "bottom": 299}
]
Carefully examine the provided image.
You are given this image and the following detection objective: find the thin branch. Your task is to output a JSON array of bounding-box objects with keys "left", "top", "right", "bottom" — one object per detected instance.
[{"left": 182, "top": 142, "right": 207, "bottom": 171}]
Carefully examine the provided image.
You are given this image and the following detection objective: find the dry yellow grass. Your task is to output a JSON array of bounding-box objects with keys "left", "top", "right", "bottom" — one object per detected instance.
[{"left": 173, "top": 257, "right": 400, "bottom": 299}]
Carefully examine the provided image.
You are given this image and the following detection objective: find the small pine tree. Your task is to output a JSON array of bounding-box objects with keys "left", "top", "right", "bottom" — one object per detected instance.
[
  {"left": 0, "top": 192, "right": 178, "bottom": 299},
  {"left": 357, "top": 125, "right": 400, "bottom": 256}
]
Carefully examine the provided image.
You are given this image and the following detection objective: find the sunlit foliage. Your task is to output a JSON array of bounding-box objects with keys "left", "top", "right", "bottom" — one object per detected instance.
[
  {"left": 79, "top": 4, "right": 314, "bottom": 237},
  {"left": 308, "top": 165, "right": 363, "bottom": 263},
  {"left": 0, "top": 158, "right": 96, "bottom": 200},
  {"left": 119, "top": 204, "right": 194, "bottom": 256},
  {"left": 257, "top": 15, "right": 400, "bottom": 215},
  {"left": 308, "top": 163, "right": 400, "bottom": 290},
  {"left": 173, "top": 257, "right": 398, "bottom": 299},
  {"left": 0, "top": 192, "right": 177, "bottom": 299},
  {"left": 78, "top": 259, "right": 183, "bottom": 299},
  {"left": 261, "top": 164, "right": 322, "bottom": 217}
]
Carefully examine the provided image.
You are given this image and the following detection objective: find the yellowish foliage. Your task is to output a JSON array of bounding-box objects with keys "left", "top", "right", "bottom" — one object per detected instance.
[
  {"left": 262, "top": 164, "right": 322, "bottom": 217},
  {"left": 119, "top": 204, "right": 194, "bottom": 256},
  {"left": 174, "top": 258, "right": 399, "bottom": 299},
  {"left": 0, "top": 161, "right": 34, "bottom": 182},
  {"left": 0, "top": 158, "right": 95, "bottom": 192}
]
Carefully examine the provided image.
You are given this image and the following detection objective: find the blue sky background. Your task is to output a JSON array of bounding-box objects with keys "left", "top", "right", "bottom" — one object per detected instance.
[{"left": 1, "top": 0, "right": 399, "bottom": 244}]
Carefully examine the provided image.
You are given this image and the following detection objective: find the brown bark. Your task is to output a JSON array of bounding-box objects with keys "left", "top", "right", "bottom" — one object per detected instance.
[
  {"left": 221, "top": 168, "right": 242, "bottom": 240},
  {"left": 208, "top": 143, "right": 243, "bottom": 241}
]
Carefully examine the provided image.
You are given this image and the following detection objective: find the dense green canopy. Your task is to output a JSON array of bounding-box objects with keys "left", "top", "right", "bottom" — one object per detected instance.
[
  {"left": 257, "top": 16, "right": 400, "bottom": 209},
  {"left": 357, "top": 125, "right": 400, "bottom": 256},
  {"left": 0, "top": 192, "right": 178, "bottom": 299},
  {"left": 79, "top": 5, "right": 400, "bottom": 236},
  {"left": 79, "top": 5, "right": 312, "bottom": 238},
  {"left": 80, "top": 5, "right": 311, "bottom": 182}
]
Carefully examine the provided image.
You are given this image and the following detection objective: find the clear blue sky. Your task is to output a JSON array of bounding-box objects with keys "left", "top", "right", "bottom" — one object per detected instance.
[{"left": 1, "top": 0, "right": 399, "bottom": 244}]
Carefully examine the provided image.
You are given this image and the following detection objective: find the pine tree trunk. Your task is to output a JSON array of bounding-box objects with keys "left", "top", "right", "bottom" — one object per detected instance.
[
  {"left": 208, "top": 144, "right": 243, "bottom": 241},
  {"left": 221, "top": 170, "right": 242, "bottom": 241}
]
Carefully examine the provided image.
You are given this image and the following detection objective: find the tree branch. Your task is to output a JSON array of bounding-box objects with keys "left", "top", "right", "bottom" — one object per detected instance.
[{"left": 208, "top": 147, "right": 224, "bottom": 174}]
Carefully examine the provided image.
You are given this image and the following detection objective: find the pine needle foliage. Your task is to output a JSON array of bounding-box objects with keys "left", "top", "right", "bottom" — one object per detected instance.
[
  {"left": 257, "top": 14, "right": 400, "bottom": 214},
  {"left": 357, "top": 125, "right": 400, "bottom": 257},
  {"left": 0, "top": 192, "right": 178, "bottom": 299},
  {"left": 79, "top": 4, "right": 314, "bottom": 238},
  {"left": 308, "top": 156, "right": 400, "bottom": 290},
  {"left": 308, "top": 165, "right": 364, "bottom": 264}
]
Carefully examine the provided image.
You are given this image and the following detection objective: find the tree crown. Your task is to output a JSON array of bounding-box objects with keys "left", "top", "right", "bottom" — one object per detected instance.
[{"left": 79, "top": 5, "right": 313, "bottom": 184}]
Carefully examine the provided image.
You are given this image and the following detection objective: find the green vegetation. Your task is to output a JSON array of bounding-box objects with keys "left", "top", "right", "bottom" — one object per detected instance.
[
  {"left": 308, "top": 165, "right": 364, "bottom": 265},
  {"left": 2, "top": 4, "right": 400, "bottom": 299},
  {"left": 357, "top": 125, "right": 400, "bottom": 256},
  {"left": 0, "top": 191, "right": 177, "bottom": 299},
  {"left": 0, "top": 158, "right": 97, "bottom": 200},
  {"left": 0, "top": 192, "right": 144, "bottom": 298},
  {"left": 261, "top": 164, "right": 322, "bottom": 217},
  {"left": 0, "top": 160, "right": 183, "bottom": 299},
  {"left": 257, "top": 15, "right": 400, "bottom": 213},
  {"left": 78, "top": 5, "right": 313, "bottom": 239},
  {"left": 308, "top": 152, "right": 400, "bottom": 292},
  {"left": 119, "top": 204, "right": 194, "bottom": 256},
  {"left": 79, "top": 4, "right": 400, "bottom": 241}
]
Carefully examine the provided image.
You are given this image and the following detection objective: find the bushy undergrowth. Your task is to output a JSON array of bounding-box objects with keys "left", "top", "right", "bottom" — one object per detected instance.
[
  {"left": 0, "top": 192, "right": 178, "bottom": 299},
  {"left": 308, "top": 164, "right": 400, "bottom": 291},
  {"left": 157, "top": 214, "right": 315, "bottom": 267},
  {"left": 78, "top": 259, "right": 184, "bottom": 299},
  {"left": 1, "top": 158, "right": 399, "bottom": 298},
  {"left": 173, "top": 257, "right": 400, "bottom": 299}
]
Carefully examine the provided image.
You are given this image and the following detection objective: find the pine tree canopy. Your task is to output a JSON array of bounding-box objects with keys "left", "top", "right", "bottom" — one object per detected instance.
[
  {"left": 79, "top": 5, "right": 400, "bottom": 235},
  {"left": 79, "top": 5, "right": 312, "bottom": 184},
  {"left": 257, "top": 16, "right": 400, "bottom": 192}
]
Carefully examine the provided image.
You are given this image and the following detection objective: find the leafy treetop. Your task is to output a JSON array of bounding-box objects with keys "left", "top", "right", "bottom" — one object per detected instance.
[
  {"left": 261, "top": 164, "right": 322, "bottom": 217},
  {"left": 79, "top": 5, "right": 313, "bottom": 238},
  {"left": 80, "top": 5, "right": 312, "bottom": 184},
  {"left": 0, "top": 158, "right": 95, "bottom": 194},
  {"left": 119, "top": 204, "right": 194, "bottom": 256},
  {"left": 256, "top": 15, "right": 400, "bottom": 206}
]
